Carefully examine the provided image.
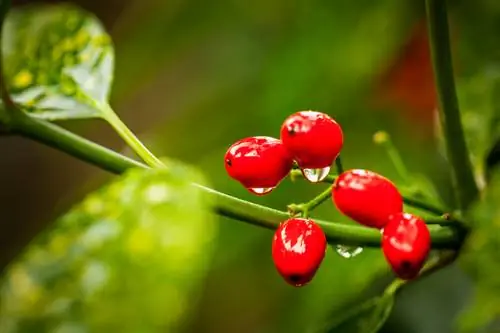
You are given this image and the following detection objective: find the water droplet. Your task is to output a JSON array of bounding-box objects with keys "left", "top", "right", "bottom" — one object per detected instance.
[
  {"left": 248, "top": 187, "right": 275, "bottom": 195},
  {"left": 302, "top": 167, "right": 330, "bottom": 183},
  {"left": 335, "top": 245, "right": 363, "bottom": 259}
]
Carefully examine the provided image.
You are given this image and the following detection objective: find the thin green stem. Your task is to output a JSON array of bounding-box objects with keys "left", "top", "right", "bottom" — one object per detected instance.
[
  {"left": 288, "top": 184, "right": 334, "bottom": 217},
  {"left": 384, "top": 278, "right": 406, "bottom": 297},
  {"left": 306, "top": 185, "right": 334, "bottom": 211},
  {"left": 373, "top": 131, "right": 411, "bottom": 182},
  {"left": 425, "top": 217, "right": 456, "bottom": 225},
  {"left": 402, "top": 197, "right": 445, "bottom": 216},
  {"left": 385, "top": 251, "right": 457, "bottom": 296},
  {"left": 292, "top": 168, "right": 454, "bottom": 219},
  {"left": 426, "top": 0, "right": 479, "bottom": 211},
  {"left": 100, "top": 103, "right": 164, "bottom": 168},
  {"left": 9, "top": 113, "right": 461, "bottom": 249},
  {"left": 335, "top": 155, "right": 344, "bottom": 174}
]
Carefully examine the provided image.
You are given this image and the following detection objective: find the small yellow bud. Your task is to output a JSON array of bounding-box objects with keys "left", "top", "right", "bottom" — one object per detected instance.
[{"left": 373, "top": 131, "right": 389, "bottom": 144}]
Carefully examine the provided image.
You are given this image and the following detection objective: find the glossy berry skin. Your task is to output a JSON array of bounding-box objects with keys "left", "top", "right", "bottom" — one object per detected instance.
[
  {"left": 280, "top": 111, "right": 343, "bottom": 169},
  {"left": 224, "top": 136, "right": 294, "bottom": 194},
  {"left": 382, "top": 213, "right": 431, "bottom": 280},
  {"left": 272, "top": 218, "right": 327, "bottom": 287},
  {"left": 332, "top": 169, "right": 403, "bottom": 229}
]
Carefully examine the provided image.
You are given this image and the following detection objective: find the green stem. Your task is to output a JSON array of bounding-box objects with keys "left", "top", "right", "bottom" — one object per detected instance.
[
  {"left": 12, "top": 112, "right": 146, "bottom": 173},
  {"left": 385, "top": 251, "right": 457, "bottom": 296},
  {"left": 335, "top": 155, "right": 344, "bottom": 174},
  {"left": 9, "top": 113, "right": 461, "bottom": 249},
  {"left": 100, "top": 103, "right": 164, "bottom": 168},
  {"left": 288, "top": 184, "right": 334, "bottom": 217},
  {"left": 306, "top": 185, "right": 334, "bottom": 211},
  {"left": 402, "top": 197, "right": 446, "bottom": 216},
  {"left": 373, "top": 131, "right": 410, "bottom": 182},
  {"left": 426, "top": 0, "right": 479, "bottom": 210},
  {"left": 292, "top": 168, "right": 452, "bottom": 218}
]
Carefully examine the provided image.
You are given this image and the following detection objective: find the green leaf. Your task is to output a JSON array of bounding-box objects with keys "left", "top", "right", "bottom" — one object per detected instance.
[
  {"left": 311, "top": 293, "right": 394, "bottom": 333},
  {"left": 0, "top": 159, "right": 218, "bottom": 332},
  {"left": 2, "top": 3, "right": 113, "bottom": 121},
  {"left": 459, "top": 171, "right": 500, "bottom": 332},
  {"left": 0, "top": 0, "right": 10, "bottom": 25},
  {"left": 452, "top": 71, "right": 500, "bottom": 181}
]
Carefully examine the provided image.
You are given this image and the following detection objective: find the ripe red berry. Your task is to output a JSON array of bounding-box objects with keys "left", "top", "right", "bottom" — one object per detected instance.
[
  {"left": 280, "top": 111, "right": 343, "bottom": 179},
  {"left": 382, "top": 212, "right": 431, "bottom": 280},
  {"left": 332, "top": 169, "right": 403, "bottom": 229},
  {"left": 224, "top": 136, "right": 294, "bottom": 195},
  {"left": 272, "top": 218, "right": 327, "bottom": 287}
]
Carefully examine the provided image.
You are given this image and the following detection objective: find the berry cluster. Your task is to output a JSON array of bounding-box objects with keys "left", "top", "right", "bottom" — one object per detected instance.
[{"left": 224, "top": 111, "right": 431, "bottom": 287}]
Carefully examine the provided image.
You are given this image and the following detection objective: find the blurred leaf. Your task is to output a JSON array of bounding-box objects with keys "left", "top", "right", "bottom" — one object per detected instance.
[
  {"left": 0, "top": 159, "right": 217, "bottom": 332},
  {"left": 486, "top": 139, "right": 500, "bottom": 181},
  {"left": 311, "top": 293, "right": 394, "bottom": 333},
  {"left": 399, "top": 173, "right": 446, "bottom": 211},
  {"left": 2, "top": 3, "right": 113, "bottom": 120},
  {"left": 446, "top": 70, "right": 500, "bottom": 182},
  {"left": 0, "top": 0, "right": 9, "bottom": 24},
  {"left": 459, "top": 171, "right": 500, "bottom": 332}
]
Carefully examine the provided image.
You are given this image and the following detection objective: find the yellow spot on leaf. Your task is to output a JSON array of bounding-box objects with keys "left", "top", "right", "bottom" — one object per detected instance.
[
  {"left": 8, "top": 265, "right": 43, "bottom": 309},
  {"left": 61, "top": 38, "right": 75, "bottom": 52},
  {"left": 24, "top": 100, "right": 35, "bottom": 107},
  {"left": 93, "top": 35, "right": 111, "bottom": 47},
  {"left": 79, "top": 53, "right": 91, "bottom": 63},
  {"left": 127, "top": 228, "right": 154, "bottom": 256},
  {"left": 12, "top": 70, "right": 33, "bottom": 89},
  {"left": 75, "top": 30, "right": 90, "bottom": 48},
  {"left": 48, "top": 234, "right": 69, "bottom": 255},
  {"left": 83, "top": 196, "right": 104, "bottom": 215}
]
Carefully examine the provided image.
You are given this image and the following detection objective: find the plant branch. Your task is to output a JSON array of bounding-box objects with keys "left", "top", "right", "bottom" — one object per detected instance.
[
  {"left": 12, "top": 112, "right": 146, "bottom": 173},
  {"left": 100, "top": 103, "right": 164, "bottom": 168},
  {"left": 402, "top": 196, "right": 446, "bottom": 216},
  {"left": 426, "top": 0, "right": 479, "bottom": 210},
  {"left": 291, "top": 168, "right": 453, "bottom": 219},
  {"left": 9, "top": 113, "right": 461, "bottom": 249},
  {"left": 288, "top": 184, "right": 334, "bottom": 217}
]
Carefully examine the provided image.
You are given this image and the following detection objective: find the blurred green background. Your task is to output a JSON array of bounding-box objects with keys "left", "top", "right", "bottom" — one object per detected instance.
[{"left": 1, "top": 0, "right": 499, "bottom": 332}]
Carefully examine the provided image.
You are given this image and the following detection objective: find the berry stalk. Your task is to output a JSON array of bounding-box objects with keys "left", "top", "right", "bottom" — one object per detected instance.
[
  {"left": 287, "top": 184, "right": 333, "bottom": 217},
  {"left": 373, "top": 131, "right": 411, "bottom": 183},
  {"left": 291, "top": 168, "right": 454, "bottom": 220},
  {"left": 7, "top": 111, "right": 461, "bottom": 249}
]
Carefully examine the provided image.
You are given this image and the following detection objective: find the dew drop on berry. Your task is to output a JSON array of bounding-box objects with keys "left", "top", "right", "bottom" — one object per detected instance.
[
  {"left": 248, "top": 187, "right": 275, "bottom": 195},
  {"left": 302, "top": 166, "right": 330, "bottom": 183},
  {"left": 334, "top": 245, "right": 363, "bottom": 259}
]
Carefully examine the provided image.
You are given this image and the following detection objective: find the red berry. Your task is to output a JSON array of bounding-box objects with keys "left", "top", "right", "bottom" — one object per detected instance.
[
  {"left": 224, "top": 136, "right": 293, "bottom": 195},
  {"left": 382, "top": 212, "right": 431, "bottom": 280},
  {"left": 280, "top": 111, "right": 343, "bottom": 169},
  {"left": 272, "top": 218, "right": 327, "bottom": 287},
  {"left": 332, "top": 169, "right": 403, "bottom": 229}
]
